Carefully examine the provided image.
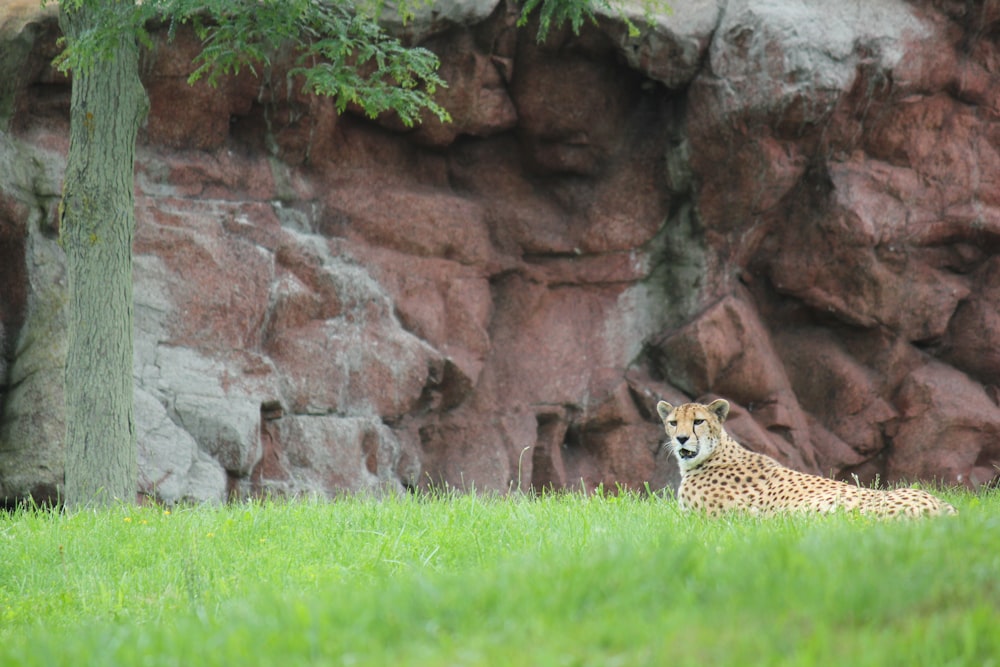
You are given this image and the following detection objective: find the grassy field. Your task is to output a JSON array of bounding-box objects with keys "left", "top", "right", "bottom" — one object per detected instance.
[{"left": 1, "top": 487, "right": 998, "bottom": 666}]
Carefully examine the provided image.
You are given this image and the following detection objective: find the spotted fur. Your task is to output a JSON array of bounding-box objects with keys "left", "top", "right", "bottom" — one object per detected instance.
[{"left": 656, "top": 399, "right": 957, "bottom": 518}]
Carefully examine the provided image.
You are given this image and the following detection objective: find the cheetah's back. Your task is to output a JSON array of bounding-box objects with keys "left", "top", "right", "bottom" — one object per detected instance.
[{"left": 681, "top": 441, "right": 956, "bottom": 518}]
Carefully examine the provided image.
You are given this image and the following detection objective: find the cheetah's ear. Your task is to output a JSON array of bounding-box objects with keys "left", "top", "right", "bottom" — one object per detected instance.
[
  {"left": 656, "top": 401, "right": 674, "bottom": 422},
  {"left": 707, "top": 399, "right": 730, "bottom": 422}
]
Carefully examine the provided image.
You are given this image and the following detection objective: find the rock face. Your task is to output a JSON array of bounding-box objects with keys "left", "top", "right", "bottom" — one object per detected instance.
[{"left": 1, "top": 0, "right": 998, "bottom": 504}]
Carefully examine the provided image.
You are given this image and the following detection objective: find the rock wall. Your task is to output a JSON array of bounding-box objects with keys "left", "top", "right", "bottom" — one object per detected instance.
[{"left": 1, "top": 0, "right": 998, "bottom": 504}]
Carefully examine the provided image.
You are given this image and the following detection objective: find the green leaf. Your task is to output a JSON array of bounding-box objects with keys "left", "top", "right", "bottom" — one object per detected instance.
[
  {"left": 516, "top": 0, "right": 670, "bottom": 43},
  {"left": 51, "top": 0, "right": 664, "bottom": 129}
]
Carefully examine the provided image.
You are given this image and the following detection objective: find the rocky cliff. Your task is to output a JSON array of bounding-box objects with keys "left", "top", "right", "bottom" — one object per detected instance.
[{"left": 1, "top": 0, "right": 998, "bottom": 504}]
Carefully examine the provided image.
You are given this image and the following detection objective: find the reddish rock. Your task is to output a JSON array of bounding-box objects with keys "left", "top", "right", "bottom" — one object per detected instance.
[
  {"left": 135, "top": 198, "right": 277, "bottom": 352},
  {"left": 136, "top": 146, "right": 280, "bottom": 202},
  {"left": 647, "top": 295, "right": 820, "bottom": 473},
  {"left": 762, "top": 158, "right": 971, "bottom": 342},
  {"left": 142, "top": 29, "right": 259, "bottom": 151},
  {"left": 485, "top": 275, "right": 630, "bottom": 407},
  {"left": 4, "top": 1, "right": 1000, "bottom": 504},
  {"left": 261, "top": 256, "right": 436, "bottom": 419},
  {"left": 266, "top": 319, "right": 433, "bottom": 418},
  {"left": 354, "top": 245, "right": 492, "bottom": 390},
  {"left": 648, "top": 294, "right": 791, "bottom": 405},
  {"left": 446, "top": 136, "right": 581, "bottom": 256},
  {"left": 0, "top": 190, "right": 28, "bottom": 339},
  {"left": 510, "top": 25, "right": 643, "bottom": 176},
  {"left": 892, "top": 362, "right": 1000, "bottom": 488},
  {"left": 530, "top": 408, "right": 573, "bottom": 491},
  {"left": 409, "top": 29, "right": 519, "bottom": 146},
  {"left": 416, "top": 403, "right": 536, "bottom": 493},
  {"left": 803, "top": 415, "right": 868, "bottom": 480},
  {"left": 941, "top": 256, "right": 1000, "bottom": 382},
  {"left": 776, "top": 326, "right": 897, "bottom": 457},
  {"left": 321, "top": 183, "right": 495, "bottom": 265},
  {"left": 569, "top": 424, "right": 659, "bottom": 492}
]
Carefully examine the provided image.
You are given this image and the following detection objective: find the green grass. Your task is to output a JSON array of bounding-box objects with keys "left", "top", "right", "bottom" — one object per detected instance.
[{"left": 1, "top": 488, "right": 999, "bottom": 666}]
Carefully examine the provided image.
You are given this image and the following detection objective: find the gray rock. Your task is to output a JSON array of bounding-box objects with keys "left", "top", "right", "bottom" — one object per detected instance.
[
  {"left": 258, "top": 415, "right": 407, "bottom": 496},
  {"left": 136, "top": 345, "right": 274, "bottom": 480},
  {"left": 601, "top": 0, "right": 720, "bottom": 88},
  {"left": 706, "top": 0, "right": 926, "bottom": 120},
  {"left": 381, "top": 0, "right": 502, "bottom": 42},
  {"left": 135, "top": 387, "right": 227, "bottom": 504},
  {"left": 0, "top": 135, "right": 67, "bottom": 503}
]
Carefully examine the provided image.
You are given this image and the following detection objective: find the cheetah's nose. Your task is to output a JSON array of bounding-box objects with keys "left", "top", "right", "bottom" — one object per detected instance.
[{"left": 674, "top": 434, "right": 697, "bottom": 460}]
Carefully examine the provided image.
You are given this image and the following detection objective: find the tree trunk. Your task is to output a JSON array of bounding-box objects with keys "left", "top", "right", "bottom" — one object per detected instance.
[{"left": 59, "top": 2, "right": 147, "bottom": 508}]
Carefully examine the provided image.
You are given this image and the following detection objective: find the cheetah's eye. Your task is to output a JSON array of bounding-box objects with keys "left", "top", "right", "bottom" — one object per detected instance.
[
  {"left": 693, "top": 419, "right": 704, "bottom": 426},
  {"left": 668, "top": 420, "right": 677, "bottom": 427}
]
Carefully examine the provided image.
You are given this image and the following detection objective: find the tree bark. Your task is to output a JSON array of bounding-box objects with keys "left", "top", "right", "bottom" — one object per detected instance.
[{"left": 59, "top": 2, "right": 147, "bottom": 508}]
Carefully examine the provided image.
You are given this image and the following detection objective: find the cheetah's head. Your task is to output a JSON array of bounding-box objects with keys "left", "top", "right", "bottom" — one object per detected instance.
[{"left": 655, "top": 399, "right": 730, "bottom": 470}]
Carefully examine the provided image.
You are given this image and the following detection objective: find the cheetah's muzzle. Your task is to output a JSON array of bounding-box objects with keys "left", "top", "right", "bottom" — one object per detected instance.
[{"left": 678, "top": 446, "right": 697, "bottom": 460}]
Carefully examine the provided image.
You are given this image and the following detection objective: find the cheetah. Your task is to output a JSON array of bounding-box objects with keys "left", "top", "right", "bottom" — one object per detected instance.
[{"left": 656, "top": 399, "right": 957, "bottom": 518}]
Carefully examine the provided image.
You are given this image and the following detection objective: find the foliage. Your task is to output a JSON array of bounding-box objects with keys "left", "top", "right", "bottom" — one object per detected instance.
[
  {"left": 48, "top": 0, "right": 450, "bottom": 126},
  {"left": 1, "top": 488, "right": 998, "bottom": 665},
  {"left": 169, "top": 0, "right": 451, "bottom": 125},
  {"left": 45, "top": 0, "right": 159, "bottom": 73},
  {"left": 48, "top": 0, "right": 670, "bottom": 126},
  {"left": 517, "top": 0, "right": 671, "bottom": 41}
]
